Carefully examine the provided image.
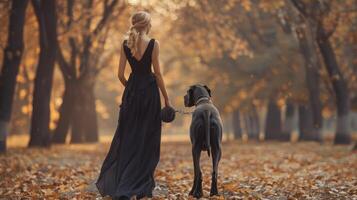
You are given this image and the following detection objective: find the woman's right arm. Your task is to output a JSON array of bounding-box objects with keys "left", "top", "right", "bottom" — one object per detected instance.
[
  {"left": 152, "top": 40, "right": 171, "bottom": 107},
  {"left": 118, "top": 44, "right": 127, "bottom": 87}
]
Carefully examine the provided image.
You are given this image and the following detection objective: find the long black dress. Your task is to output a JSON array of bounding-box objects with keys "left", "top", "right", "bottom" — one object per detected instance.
[{"left": 96, "top": 39, "right": 161, "bottom": 199}]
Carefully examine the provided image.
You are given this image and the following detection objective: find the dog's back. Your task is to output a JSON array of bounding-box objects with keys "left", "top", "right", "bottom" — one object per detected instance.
[{"left": 190, "top": 103, "right": 222, "bottom": 156}]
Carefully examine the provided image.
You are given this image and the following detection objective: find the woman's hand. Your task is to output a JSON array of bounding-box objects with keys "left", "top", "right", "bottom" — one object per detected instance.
[{"left": 118, "top": 75, "right": 127, "bottom": 87}]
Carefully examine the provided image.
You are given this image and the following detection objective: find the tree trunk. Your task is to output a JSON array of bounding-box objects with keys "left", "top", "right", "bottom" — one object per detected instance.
[
  {"left": 83, "top": 83, "right": 99, "bottom": 142},
  {"left": 52, "top": 80, "right": 75, "bottom": 144},
  {"left": 283, "top": 101, "right": 295, "bottom": 136},
  {"left": 265, "top": 100, "right": 286, "bottom": 141},
  {"left": 248, "top": 107, "right": 260, "bottom": 140},
  {"left": 297, "top": 27, "right": 323, "bottom": 131},
  {"left": 71, "top": 79, "right": 98, "bottom": 143},
  {"left": 243, "top": 113, "right": 253, "bottom": 138},
  {"left": 232, "top": 109, "right": 242, "bottom": 139},
  {"left": 316, "top": 25, "right": 351, "bottom": 144},
  {"left": 0, "top": 0, "right": 29, "bottom": 153},
  {"left": 71, "top": 81, "right": 84, "bottom": 143},
  {"left": 28, "top": 0, "right": 57, "bottom": 147},
  {"left": 351, "top": 111, "right": 357, "bottom": 132},
  {"left": 298, "top": 104, "right": 319, "bottom": 141}
]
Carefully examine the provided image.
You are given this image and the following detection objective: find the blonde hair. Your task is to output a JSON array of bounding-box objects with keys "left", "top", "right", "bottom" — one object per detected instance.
[{"left": 127, "top": 11, "right": 151, "bottom": 56}]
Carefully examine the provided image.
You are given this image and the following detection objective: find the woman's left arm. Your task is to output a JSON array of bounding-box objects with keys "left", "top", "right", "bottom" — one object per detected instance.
[{"left": 118, "top": 44, "right": 127, "bottom": 87}]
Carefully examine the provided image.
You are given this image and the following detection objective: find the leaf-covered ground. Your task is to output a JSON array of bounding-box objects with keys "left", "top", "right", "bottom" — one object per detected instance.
[{"left": 0, "top": 140, "right": 356, "bottom": 199}]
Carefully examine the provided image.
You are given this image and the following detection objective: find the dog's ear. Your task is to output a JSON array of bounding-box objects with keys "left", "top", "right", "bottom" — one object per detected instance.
[
  {"left": 203, "top": 85, "right": 211, "bottom": 97},
  {"left": 183, "top": 88, "right": 193, "bottom": 107},
  {"left": 184, "top": 87, "right": 195, "bottom": 107},
  {"left": 188, "top": 87, "right": 195, "bottom": 106}
]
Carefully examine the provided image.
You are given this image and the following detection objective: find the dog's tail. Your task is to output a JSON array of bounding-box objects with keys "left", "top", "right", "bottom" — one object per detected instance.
[{"left": 203, "top": 110, "right": 211, "bottom": 157}]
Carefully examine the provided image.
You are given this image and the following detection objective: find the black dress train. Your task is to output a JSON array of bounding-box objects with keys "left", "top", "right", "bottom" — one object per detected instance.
[{"left": 96, "top": 39, "right": 161, "bottom": 199}]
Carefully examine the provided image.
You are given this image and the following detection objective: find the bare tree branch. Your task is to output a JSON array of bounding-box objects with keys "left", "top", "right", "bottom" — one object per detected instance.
[
  {"left": 66, "top": 0, "right": 74, "bottom": 29},
  {"left": 92, "top": 0, "right": 119, "bottom": 36},
  {"left": 325, "top": 13, "right": 340, "bottom": 39},
  {"left": 56, "top": 45, "right": 74, "bottom": 80},
  {"left": 32, "top": 0, "right": 48, "bottom": 48},
  {"left": 290, "top": 0, "right": 308, "bottom": 18},
  {"left": 68, "top": 37, "right": 77, "bottom": 76},
  {"left": 56, "top": 0, "right": 77, "bottom": 80}
]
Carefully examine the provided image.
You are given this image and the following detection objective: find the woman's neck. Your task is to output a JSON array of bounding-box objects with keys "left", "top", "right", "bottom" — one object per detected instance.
[{"left": 139, "top": 33, "right": 149, "bottom": 40}]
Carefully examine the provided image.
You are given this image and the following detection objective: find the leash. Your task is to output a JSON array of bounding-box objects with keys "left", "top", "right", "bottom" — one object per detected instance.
[
  {"left": 174, "top": 97, "right": 211, "bottom": 115},
  {"left": 175, "top": 109, "right": 193, "bottom": 115}
]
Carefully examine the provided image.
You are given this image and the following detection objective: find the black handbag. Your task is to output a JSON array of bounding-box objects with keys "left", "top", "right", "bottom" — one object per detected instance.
[{"left": 160, "top": 106, "right": 176, "bottom": 123}]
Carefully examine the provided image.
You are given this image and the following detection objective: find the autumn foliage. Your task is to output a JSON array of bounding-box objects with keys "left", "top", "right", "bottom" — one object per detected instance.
[{"left": 1, "top": 139, "right": 356, "bottom": 199}]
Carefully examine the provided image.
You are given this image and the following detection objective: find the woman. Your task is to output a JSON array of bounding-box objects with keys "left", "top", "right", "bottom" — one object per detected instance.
[{"left": 96, "top": 11, "right": 170, "bottom": 199}]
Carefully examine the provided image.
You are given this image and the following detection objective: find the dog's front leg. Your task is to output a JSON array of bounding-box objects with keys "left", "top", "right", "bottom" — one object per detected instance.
[{"left": 189, "top": 145, "right": 203, "bottom": 198}]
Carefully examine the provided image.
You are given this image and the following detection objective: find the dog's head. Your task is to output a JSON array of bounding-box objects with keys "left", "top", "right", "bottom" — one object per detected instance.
[{"left": 184, "top": 84, "right": 211, "bottom": 107}]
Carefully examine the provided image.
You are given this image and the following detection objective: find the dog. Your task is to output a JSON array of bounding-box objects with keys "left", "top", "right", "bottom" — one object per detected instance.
[{"left": 184, "top": 84, "right": 223, "bottom": 198}]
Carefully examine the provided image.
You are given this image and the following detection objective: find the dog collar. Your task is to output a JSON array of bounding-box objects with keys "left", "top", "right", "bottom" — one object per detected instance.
[{"left": 195, "top": 97, "right": 211, "bottom": 106}]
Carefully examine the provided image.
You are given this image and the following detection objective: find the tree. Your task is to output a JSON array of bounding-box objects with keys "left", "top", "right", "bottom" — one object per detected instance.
[
  {"left": 232, "top": 109, "right": 243, "bottom": 139},
  {"left": 265, "top": 99, "right": 290, "bottom": 141},
  {"left": 298, "top": 104, "right": 319, "bottom": 141},
  {"left": 28, "top": 0, "right": 58, "bottom": 147},
  {"left": 168, "top": 0, "right": 355, "bottom": 143},
  {"left": 52, "top": 0, "right": 124, "bottom": 143},
  {"left": 291, "top": 0, "right": 351, "bottom": 144},
  {"left": 173, "top": 0, "right": 303, "bottom": 114},
  {"left": 283, "top": 100, "right": 296, "bottom": 137},
  {"left": 243, "top": 106, "right": 259, "bottom": 140},
  {"left": 278, "top": 3, "right": 323, "bottom": 141},
  {"left": 0, "top": 0, "right": 29, "bottom": 152}
]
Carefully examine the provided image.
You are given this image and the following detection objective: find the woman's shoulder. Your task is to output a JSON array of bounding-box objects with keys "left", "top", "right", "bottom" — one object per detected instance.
[
  {"left": 152, "top": 39, "right": 159, "bottom": 49},
  {"left": 152, "top": 38, "right": 158, "bottom": 44},
  {"left": 122, "top": 39, "right": 130, "bottom": 53}
]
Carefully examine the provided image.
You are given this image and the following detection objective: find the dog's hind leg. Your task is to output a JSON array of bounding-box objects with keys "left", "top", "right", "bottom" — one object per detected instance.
[
  {"left": 189, "top": 144, "right": 203, "bottom": 198},
  {"left": 210, "top": 122, "right": 222, "bottom": 196}
]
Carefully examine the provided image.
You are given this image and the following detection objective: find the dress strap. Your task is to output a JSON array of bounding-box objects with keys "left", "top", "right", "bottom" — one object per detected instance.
[
  {"left": 147, "top": 39, "right": 155, "bottom": 58},
  {"left": 123, "top": 40, "right": 130, "bottom": 57}
]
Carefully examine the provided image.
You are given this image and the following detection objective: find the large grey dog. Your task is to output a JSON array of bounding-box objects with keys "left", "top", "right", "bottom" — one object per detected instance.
[{"left": 184, "top": 84, "right": 223, "bottom": 198}]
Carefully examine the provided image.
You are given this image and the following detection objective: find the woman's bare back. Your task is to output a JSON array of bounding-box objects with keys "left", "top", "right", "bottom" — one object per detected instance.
[{"left": 133, "top": 36, "right": 151, "bottom": 61}]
